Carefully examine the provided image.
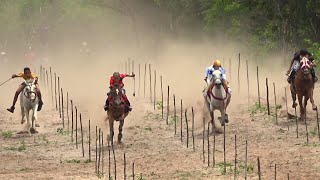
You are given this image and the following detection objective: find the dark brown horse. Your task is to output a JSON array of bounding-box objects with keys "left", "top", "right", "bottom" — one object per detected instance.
[
  {"left": 290, "top": 57, "right": 317, "bottom": 119},
  {"left": 106, "top": 84, "right": 129, "bottom": 144}
]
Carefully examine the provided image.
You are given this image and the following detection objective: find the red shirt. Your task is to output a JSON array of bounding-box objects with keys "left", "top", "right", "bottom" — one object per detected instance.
[{"left": 109, "top": 74, "right": 127, "bottom": 88}]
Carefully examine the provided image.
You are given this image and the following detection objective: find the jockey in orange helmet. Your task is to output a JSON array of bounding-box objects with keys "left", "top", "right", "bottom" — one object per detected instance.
[
  {"left": 204, "top": 60, "right": 231, "bottom": 96},
  {"left": 104, "top": 72, "right": 135, "bottom": 111}
]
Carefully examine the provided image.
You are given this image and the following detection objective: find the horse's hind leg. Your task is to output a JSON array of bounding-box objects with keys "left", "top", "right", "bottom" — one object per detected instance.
[
  {"left": 118, "top": 119, "right": 124, "bottom": 143},
  {"left": 309, "top": 89, "right": 317, "bottom": 110},
  {"left": 30, "top": 109, "right": 38, "bottom": 134}
]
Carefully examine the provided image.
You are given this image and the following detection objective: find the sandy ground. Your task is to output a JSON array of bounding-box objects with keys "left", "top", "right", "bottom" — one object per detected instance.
[{"left": 1, "top": 73, "right": 320, "bottom": 180}]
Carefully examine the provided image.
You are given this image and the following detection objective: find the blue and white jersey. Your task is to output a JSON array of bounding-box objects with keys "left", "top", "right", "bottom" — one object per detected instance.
[{"left": 205, "top": 66, "right": 227, "bottom": 81}]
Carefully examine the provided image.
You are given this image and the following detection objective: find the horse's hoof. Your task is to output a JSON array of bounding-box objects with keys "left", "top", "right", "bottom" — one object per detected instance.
[
  {"left": 225, "top": 119, "right": 229, "bottom": 123},
  {"left": 35, "top": 124, "right": 40, "bottom": 127},
  {"left": 21, "top": 120, "right": 25, "bottom": 124},
  {"left": 313, "top": 106, "right": 317, "bottom": 111},
  {"left": 30, "top": 128, "right": 38, "bottom": 134},
  {"left": 292, "top": 103, "right": 298, "bottom": 108}
]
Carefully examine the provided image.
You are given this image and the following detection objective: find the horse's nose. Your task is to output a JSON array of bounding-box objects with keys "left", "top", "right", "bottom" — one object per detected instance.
[{"left": 215, "top": 79, "right": 222, "bottom": 85}]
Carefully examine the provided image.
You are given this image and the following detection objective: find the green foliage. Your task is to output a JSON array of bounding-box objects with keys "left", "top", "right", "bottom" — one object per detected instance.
[
  {"left": 57, "top": 128, "right": 69, "bottom": 135},
  {"left": 65, "top": 159, "right": 81, "bottom": 163},
  {"left": 5, "top": 141, "right": 28, "bottom": 152},
  {"left": 156, "top": 101, "right": 163, "bottom": 110},
  {"left": 249, "top": 102, "right": 267, "bottom": 116},
  {"left": 2, "top": 131, "right": 13, "bottom": 138},
  {"left": 144, "top": 126, "right": 152, "bottom": 132}
]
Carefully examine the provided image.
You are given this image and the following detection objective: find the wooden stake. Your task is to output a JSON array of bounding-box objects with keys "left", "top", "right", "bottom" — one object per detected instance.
[
  {"left": 58, "top": 77, "right": 61, "bottom": 118},
  {"left": 266, "top": 78, "right": 270, "bottom": 115},
  {"left": 75, "top": 106, "right": 78, "bottom": 149},
  {"left": 273, "top": 83, "right": 278, "bottom": 125},
  {"left": 71, "top": 100, "right": 74, "bottom": 142},
  {"left": 202, "top": 117, "right": 205, "bottom": 164},
  {"left": 149, "top": 64, "right": 152, "bottom": 102},
  {"left": 245, "top": 140, "right": 248, "bottom": 180},
  {"left": 234, "top": 135, "right": 237, "bottom": 180},
  {"left": 61, "top": 88, "right": 64, "bottom": 128},
  {"left": 89, "top": 119, "right": 91, "bottom": 161},
  {"left": 185, "top": 109, "right": 189, "bottom": 148},
  {"left": 192, "top": 107, "right": 195, "bottom": 152},
  {"left": 80, "top": 113, "right": 84, "bottom": 157},
  {"left": 166, "top": 86, "right": 170, "bottom": 125},
  {"left": 174, "top": 94, "right": 176, "bottom": 134},
  {"left": 316, "top": 108, "right": 320, "bottom": 142},
  {"left": 258, "top": 157, "right": 261, "bottom": 180},
  {"left": 180, "top": 99, "right": 183, "bottom": 142},
  {"left": 154, "top": 70, "right": 156, "bottom": 110},
  {"left": 161, "top": 76, "right": 163, "bottom": 119},
  {"left": 144, "top": 63, "right": 146, "bottom": 98}
]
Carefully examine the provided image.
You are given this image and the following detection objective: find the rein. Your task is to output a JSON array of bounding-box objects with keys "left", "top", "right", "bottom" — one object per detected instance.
[{"left": 208, "top": 83, "right": 228, "bottom": 101}]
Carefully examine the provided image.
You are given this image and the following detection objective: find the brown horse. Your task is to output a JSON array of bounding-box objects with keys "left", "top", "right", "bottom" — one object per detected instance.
[
  {"left": 106, "top": 84, "right": 129, "bottom": 144},
  {"left": 290, "top": 57, "right": 317, "bottom": 119}
]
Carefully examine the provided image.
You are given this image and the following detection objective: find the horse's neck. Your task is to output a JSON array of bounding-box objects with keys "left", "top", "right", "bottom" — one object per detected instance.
[{"left": 212, "top": 86, "right": 225, "bottom": 97}]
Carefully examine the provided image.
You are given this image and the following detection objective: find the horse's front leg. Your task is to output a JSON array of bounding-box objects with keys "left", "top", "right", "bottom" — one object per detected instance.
[
  {"left": 291, "top": 87, "right": 297, "bottom": 108},
  {"left": 109, "top": 117, "right": 114, "bottom": 145},
  {"left": 210, "top": 107, "right": 215, "bottom": 131},
  {"left": 297, "top": 94, "right": 305, "bottom": 119},
  {"left": 220, "top": 108, "right": 226, "bottom": 127},
  {"left": 118, "top": 119, "right": 124, "bottom": 143},
  {"left": 25, "top": 108, "right": 31, "bottom": 134},
  {"left": 21, "top": 105, "right": 26, "bottom": 124},
  {"left": 30, "top": 107, "right": 38, "bottom": 134}
]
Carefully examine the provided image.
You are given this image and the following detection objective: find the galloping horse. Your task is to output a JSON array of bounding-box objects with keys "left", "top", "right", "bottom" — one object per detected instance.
[
  {"left": 290, "top": 57, "right": 317, "bottom": 119},
  {"left": 20, "top": 79, "right": 39, "bottom": 134},
  {"left": 106, "top": 84, "right": 129, "bottom": 144},
  {"left": 204, "top": 69, "right": 231, "bottom": 130}
]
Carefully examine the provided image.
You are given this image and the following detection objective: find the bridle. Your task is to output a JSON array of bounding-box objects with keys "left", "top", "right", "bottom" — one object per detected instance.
[
  {"left": 208, "top": 70, "right": 228, "bottom": 101},
  {"left": 23, "top": 80, "right": 37, "bottom": 101}
]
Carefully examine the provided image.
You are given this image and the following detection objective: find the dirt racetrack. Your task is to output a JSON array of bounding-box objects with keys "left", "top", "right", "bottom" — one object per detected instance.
[{"left": 1, "top": 50, "right": 320, "bottom": 180}]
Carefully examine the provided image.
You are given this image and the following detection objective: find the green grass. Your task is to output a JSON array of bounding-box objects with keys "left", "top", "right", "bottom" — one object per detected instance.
[
  {"left": 156, "top": 101, "right": 163, "bottom": 110},
  {"left": 19, "top": 167, "right": 30, "bottom": 172},
  {"left": 144, "top": 126, "right": 152, "bottom": 132},
  {"left": 6, "top": 141, "right": 27, "bottom": 152},
  {"left": 65, "top": 159, "right": 81, "bottom": 163},
  {"left": 216, "top": 161, "right": 255, "bottom": 176},
  {"left": 138, "top": 173, "right": 146, "bottom": 180},
  {"left": 57, "top": 128, "right": 70, "bottom": 135},
  {"left": 2, "top": 131, "right": 13, "bottom": 138},
  {"left": 84, "top": 159, "right": 93, "bottom": 163},
  {"left": 249, "top": 102, "right": 267, "bottom": 116}
]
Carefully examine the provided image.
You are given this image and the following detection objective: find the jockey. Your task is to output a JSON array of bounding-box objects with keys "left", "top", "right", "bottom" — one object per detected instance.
[
  {"left": 104, "top": 72, "right": 135, "bottom": 111},
  {"left": 204, "top": 60, "right": 231, "bottom": 95},
  {"left": 287, "top": 49, "right": 318, "bottom": 83},
  {"left": 7, "top": 67, "right": 43, "bottom": 113}
]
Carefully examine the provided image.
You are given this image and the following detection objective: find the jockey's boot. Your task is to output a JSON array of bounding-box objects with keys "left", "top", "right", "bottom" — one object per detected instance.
[
  {"left": 37, "top": 99, "right": 43, "bottom": 111},
  {"left": 311, "top": 68, "right": 318, "bottom": 83},
  {"left": 125, "top": 100, "right": 132, "bottom": 111},
  {"left": 6, "top": 106, "right": 15, "bottom": 113},
  {"left": 104, "top": 99, "right": 109, "bottom": 111},
  {"left": 287, "top": 69, "right": 296, "bottom": 83}
]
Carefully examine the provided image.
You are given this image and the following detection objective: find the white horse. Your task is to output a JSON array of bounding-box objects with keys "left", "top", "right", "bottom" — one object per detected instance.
[
  {"left": 20, "top": 79, "right": 39, "bottom": 134},
  {"left": 204, "top": 69, "right": 231, "bottom": 129}
]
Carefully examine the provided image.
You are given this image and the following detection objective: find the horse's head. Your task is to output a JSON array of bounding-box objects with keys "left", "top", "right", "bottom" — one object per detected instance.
[
  {"left": 300, "top": 56, "right": 312, "bottom": 76},
  {"left": 211, "top": 70, "right": 223, "bottom": 88},
  {"left": 109, "top": 84, "right": 123, "bottom": 106},
  {"left": 24, "top": 79, "right": 37, "bottom": 101}
]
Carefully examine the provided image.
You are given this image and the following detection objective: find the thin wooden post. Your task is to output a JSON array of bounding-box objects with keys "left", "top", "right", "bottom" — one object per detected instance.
[
  {"left": 207, "top": 122, "right": 210, "bottom": 167},
  {"left": 166, "top": 86, "right": 170, "bottom": 125},
  {"left": 180, "top": 99, "right": 183, "bottom": 142},
  {"left": 316, "top": 108, "right": 320, "bottom": 142},
  {"left": 108, "top": 138, "right": 111, "bottom": 179},
  {"left": 138, "top": 64, "right": 141, "bottom": 96},
  {"left": 213, "top": 119, "right": 216, "bottom": 168},
  {"left": 275, "top": 164, "right": 277, "bottom": 180},
  {"left": 46, "top": 70, "right": 49, "bottom": 95},
  {"left": 95, "top": 126, "right": 98, "bottom": 173},
  {"left": 71, "top": 100, "right": 74, "bottom": 142},
  {"left": 185, "top": 109, "right": 189, "bottom": 148},
  {"left": 101, "top": 132, "right": 104, "bottom": 175},
  {"left": 174, "top": 94, "right": 176, "bottom": 134},
  {"left": 80, "top": 113, "right": 84, "bottom": 157},
  {"left": 149, "top": 64, "right": 152, "bottom": 102},
  {"left": 67, "top": 92, "right": 69, "bottom": 131},
  {"left": 223, "top": 124, "right": 226, "bottom": 174},
  {"left": 58, "top": 77, "right": 61, "bottom": 118},
  {"left": 161, "top": 76, "right": 163, "bottom": 119},
  {"left": 229, "top": 58, "right": 232, "bottom": 83},
  {"left": 50, "top": 67, "right": 53, "bottom": 105},
  {"left": 285, "top": 87, "right": 289, "bottom": 130},
  {"left": 257, "top": 66, "right": 261, "bottom": 108},
  {"left": 192, "top": 107, "right": 195, "bottom": 152},
  {"left": 75, "top": 106, "right": 78, "bottom": 149},
  {"left": 111, "top": 141, "right": 117, "bottom": 180},
  {"left": 89, "top": 119, "right": 91, "bottom": 161},
  {"left": 246, "top": 60, "right": 250, "bottom": 104},
  {"left": 234, "top": 135, "right": 237, "bottom": 180},
  {"left": 258, "top": 157, "right": 261, "bottom": 180},
  {"left": 55, "top": 73, "right": 57, "bottom": 110},
  {"left": 98, "top": 128, "right": 101, "bottom": 174},
  {"left": 202, "top": 117, "right": 205, "bottom": 164},
  {"left": 144, "top": 63, "right": 146, "bottom": 98},
  {"left": 295, "top": 107, "right": 299, "bottom": 138},
  {"left": 238, "top": 53, "right": 240, "bottom": 93},
  {"left": 305, "top": 113, "right": 309, "bottom": 144},
  {"left": 245, "top": 140, "right": 248, "bottom": 180},
  {"left": 273, "top": 83, "right": 278, "bottom": 125},
  {"left": 153, "top": 70, "right": 156, "bottom": 110},
  {"left": 61, "top": 88, "right": 64, "bottom": 128},
  {"left": 132, "top": 162, "right": 135, "bottom": 180},
  {"left": 266, "top": 78, "right": 270, "bottom": 115},
  {"left": 124, "top": 153, "right": 126, "bottom": 180}
]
